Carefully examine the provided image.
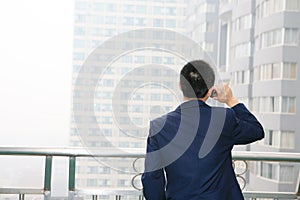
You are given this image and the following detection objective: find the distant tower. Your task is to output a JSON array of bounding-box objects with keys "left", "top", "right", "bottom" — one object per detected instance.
[{"left": 71, "top": 0, "right": 187, "bottom": 198}]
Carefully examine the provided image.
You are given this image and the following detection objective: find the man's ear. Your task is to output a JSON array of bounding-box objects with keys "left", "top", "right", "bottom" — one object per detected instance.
[{"left": 178, "top": 82, "right": 182, "bottom": 91}]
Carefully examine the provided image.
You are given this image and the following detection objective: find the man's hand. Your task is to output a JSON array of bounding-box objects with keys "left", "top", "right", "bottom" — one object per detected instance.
[{"left": 210, "top": 83, "right": 239, "bottom": 107}]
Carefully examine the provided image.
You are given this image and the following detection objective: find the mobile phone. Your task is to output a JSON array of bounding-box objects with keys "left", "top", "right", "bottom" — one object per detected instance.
[{"left": 210, "top": 89, "right": 217, "bottom": 98}]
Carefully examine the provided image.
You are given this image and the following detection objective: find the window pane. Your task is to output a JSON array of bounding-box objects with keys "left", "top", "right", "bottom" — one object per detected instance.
[
  {"left": 286, "top": 0, "right": 300, "bottom": 11},
  {"left": 282, "top": 96, "right": 296, "bottom": 113},
  {"left": 274, "top": 96, "right": 280, "bottom": 112},
  {"left": 281, "top": 131, "right": 295, "bottom": 148},
  {"left": 280, "top": 165, "right": 294, "bottom": 182},
  {"left": 272, "top": 63, "right": 281, "bottom": 79},
  {"left": 285, "top": 28, "right": 298, "bottom": 45},
  {"left": 290, "top": 63, "right": 297, "bottom": 79},
  {"left": 272, "top": 130, "right": 280, "bottom": 146},
  {"left": 261, "top": 162, "right": 278, "bottom": 180}
]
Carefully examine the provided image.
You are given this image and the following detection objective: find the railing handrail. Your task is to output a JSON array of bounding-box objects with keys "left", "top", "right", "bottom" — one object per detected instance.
[
  {"left": 0, "top": 147, "right": 300, "bottom": 200},
  {"left": 0, "top": 147, "right": 300, "bottom": 162}
]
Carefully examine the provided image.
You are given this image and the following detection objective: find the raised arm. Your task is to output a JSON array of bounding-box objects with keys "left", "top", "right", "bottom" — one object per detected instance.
[{"left": 211, "top": 83, "right": 264, "bottom": 144}]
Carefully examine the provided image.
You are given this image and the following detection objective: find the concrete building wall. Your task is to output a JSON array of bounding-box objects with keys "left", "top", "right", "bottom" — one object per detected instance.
[{"left": 189, "top": 0, "right": 300, "bottom": 194}]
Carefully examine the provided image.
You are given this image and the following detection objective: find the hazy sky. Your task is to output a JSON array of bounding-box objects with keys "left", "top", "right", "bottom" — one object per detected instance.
[{"left": 0, "top": 1, "right": 73, "bottom": 146}]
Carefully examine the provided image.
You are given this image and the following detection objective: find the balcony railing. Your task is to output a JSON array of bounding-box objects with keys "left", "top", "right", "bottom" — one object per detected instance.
[{"left": 0, "top": 147, "right": 299, "bottom": 200}]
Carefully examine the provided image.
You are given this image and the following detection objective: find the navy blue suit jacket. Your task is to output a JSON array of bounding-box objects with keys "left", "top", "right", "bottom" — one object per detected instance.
[{"left": 142, "top": 100, "right": 264, "bottom": 200}]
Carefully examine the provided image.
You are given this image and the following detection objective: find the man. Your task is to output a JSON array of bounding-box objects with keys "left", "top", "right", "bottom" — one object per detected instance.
[{"left": 142, "top": 60, "right": 264, "bottom": 200}]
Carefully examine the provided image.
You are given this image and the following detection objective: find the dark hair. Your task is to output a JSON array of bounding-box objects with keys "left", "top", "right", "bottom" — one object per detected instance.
[{"left": 180, "top": 60, "right": 215, "bottom": 98}]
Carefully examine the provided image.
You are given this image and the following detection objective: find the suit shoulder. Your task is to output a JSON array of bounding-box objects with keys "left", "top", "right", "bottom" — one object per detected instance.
[{"left": 150, "top": 111, "right": 178, "bottom": 133}]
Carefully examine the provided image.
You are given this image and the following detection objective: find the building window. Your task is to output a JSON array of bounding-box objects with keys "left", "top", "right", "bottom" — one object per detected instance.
[
  {"left": 166, "top": 19, "right": 176, "bottom": 28},
  {"left": 259, "top": 163, "right": 294, "bottom": 182},
  {"left": 264, "top": 130, "right": 280, "bottom": 146},
  {"left": 136, "top": 5, "right": 147, "bottom": 13},
  {"left": 261, "top": 29, "right": 282, "bottom": 49},
  {"left": 151, "top": 94, "right": 161, "bottom": 101},
  {"left": 101, "top": 79, "right": 114, "bottom": 87},
  {"left": 102, "top": 116, "right": 112, "bottom": 124},
  {"left": 99, "top": 167, "right": 111, "bottom": 174},
  {"left": 261, "top": 0, "right": 284, "bottom": 18},
  {"left": 105, "top": 16, "right": 116, "bottom": 24},
  {"left": 257, "top": 96, "right": 296, "bottom": 113},
  {"left": 281, "top": 131, "right": 295, "bottom": 148},
  {"left": 233, "top": 70, "right": 249, "bottom": 85},
  {"left": 87, "top": 179, "right": 98, "bottom": 187},
  {"left": 153, "top": 19, "right": 163, "bottom": 27},
  {"left": 286, "top": 0, "right": 300, "bottom": 11},
  {"left": 132, "top": 117, "right": 143, "bottom": 125},
  {"left": 134, "top": 56, "right": 145, "bottom": 63},
  {"left": 92, "top": 15, "right": 104, "bottom": 24},
  {"left": 153, "top": 6, "right": 164, "bottom": 15},
  {"left": 123, "top": 4, "right": 134, "bottom": 13},
  {"left": 119, "top": 141, "right": 129, "bottom": 148},
  {"left": 260, "top": 162, "right": 278, "bottom": 180},
  {"left": 234, "top": 14, "right": 252, "bottom": 31},
  {"left": 163, "top": 94, "right": 173, "bottom": 101},
  {"left": 163, "top": 57, "right": 175, "bottom": 64},
  {"left": 135, "top": 18, "right": 146, "bottom": 26},
  {"left": 257, "top": 96, "right": 277, "bottom": 113},
  {"left": 102, "top": 129, "right": 112, "bottom": 137},
  {"left": 283, "top": 62, "right": 297, "bottom": 79},
  {"left": 121, "top": 55, "right": 132, "bottom": 63},
  {"left": 104, "top": 29, "right": 116, "bottom": 37},
  {"left": 152, "top": 56, "right": 162, "bottom": 64},
  {"left": 123, "top": 17, "right": 134, "bottom": 26},
  {"left": 102, "top": 92, "right": 113, "bottom": 99},
  {"left": 93, "top": 3, "right": 105, "bottom": 11},
  {"left": 260, "top": 63, "right": 281, "bottom": 80},
  {"left": 284, "top": 28, "right": 298, "bottom": 46},
  {"left": 100, "top": 104, "right": 112, "bottom": 112},
  {"left": 87, "top": 166, "right": 98, "bottom": 174},
  {"left": 282, "top": 96, "right": 296, "bottom": 113},
  {"left": 255, "top": 62, "right": 297, "bottom": 80},
  {"left": 165, "top": 7, "right": 176, "bottom": 15},
  {"left": 106, "top": 3, "right": 116, "bottom": 12},
  {"left": 117, "top": 179, "right": 130, "bottom": 187},
  {"left": 131, "top": 105, "right": 143, "bottom": 113},
  {"left": 263, "top": 129, "right": 295, "bottom": 149},
  {"left": 279, "top": 165, "right": 294, "bottom": 182},
  {"left": 99, "top": 179, "right": 111, "bottom": 187},
  {"left": 233, "top": 42, "right": 251, "bottom": 58}
]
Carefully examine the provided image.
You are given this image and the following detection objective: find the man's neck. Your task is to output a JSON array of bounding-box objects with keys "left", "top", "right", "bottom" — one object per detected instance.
[{"left": 183, "top": 96, "right": 208, "bottom": 102}]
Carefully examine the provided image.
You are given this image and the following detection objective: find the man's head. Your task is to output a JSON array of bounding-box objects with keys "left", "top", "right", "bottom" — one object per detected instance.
[{"left": 180, "top": 60, "right": 215, "bottom": 99}]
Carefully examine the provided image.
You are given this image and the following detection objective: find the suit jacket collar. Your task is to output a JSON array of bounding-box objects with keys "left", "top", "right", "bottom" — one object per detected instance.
[{"left": 176, "top": 100, "right": 209, "bottom": 111}]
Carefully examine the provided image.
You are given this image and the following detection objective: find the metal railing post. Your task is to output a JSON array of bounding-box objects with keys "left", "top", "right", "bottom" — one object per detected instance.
[
  {"left": 19, "top": 194, "right": 24, "bottom": 200},
  {"left": 297, "top": 173, "right": 300, "bottom": 200},
  {"left": 68, "top": 156, "right": 76, "bottom": 199},
  {"left": 44, "top": 155, "right": 52, "bottom": 200}
]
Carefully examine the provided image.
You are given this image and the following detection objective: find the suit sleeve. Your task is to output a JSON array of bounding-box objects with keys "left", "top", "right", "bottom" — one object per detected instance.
[
  {"left": 230, "top": 103, "right": 264, "bottom": 145},
  {"left": 141, "top": 122, "right": 166, "bottom": 200}
]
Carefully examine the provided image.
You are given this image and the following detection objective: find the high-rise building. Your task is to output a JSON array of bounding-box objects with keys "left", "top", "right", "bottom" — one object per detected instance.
[
  {"left": 72, "top": 0, "right": 300, "bottom": 198},
  {"left": 247, "top": 0, "right": 300, "bottom": 193},
  {"left": 187, "top": 0, "right": 300, "bottom": 195},
  {"left": 71, "top": 0, "right": 188, "bottom": 198}
]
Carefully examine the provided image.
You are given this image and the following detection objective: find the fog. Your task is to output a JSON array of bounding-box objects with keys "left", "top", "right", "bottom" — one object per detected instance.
[{"left": 0, "top": 0, "right": 73, "bottom": 147}]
